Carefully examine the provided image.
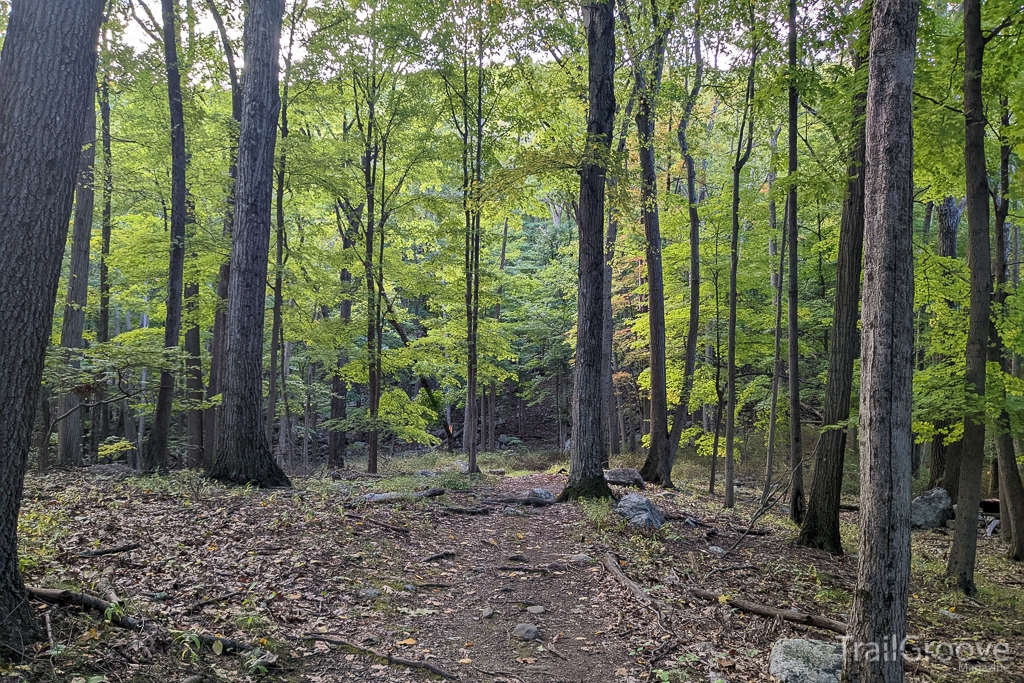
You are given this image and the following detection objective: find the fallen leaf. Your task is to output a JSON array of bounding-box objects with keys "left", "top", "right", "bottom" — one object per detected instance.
[
  {"left": 458, "top": 658, "right": 472, "bottom": 664},
  {"left": 397, "top": 638, "right": 417, "bottom": 646}
]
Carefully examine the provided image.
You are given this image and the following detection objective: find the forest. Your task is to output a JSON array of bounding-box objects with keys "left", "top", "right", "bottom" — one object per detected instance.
[{"left": 0, "top": 0, "right": 1022, "bottom": 681}]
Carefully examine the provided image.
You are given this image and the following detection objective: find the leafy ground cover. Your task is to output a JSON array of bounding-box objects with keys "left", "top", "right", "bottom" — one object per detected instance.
[{"left": 6, "top": 453, "right": 1023, "bottom": 682}]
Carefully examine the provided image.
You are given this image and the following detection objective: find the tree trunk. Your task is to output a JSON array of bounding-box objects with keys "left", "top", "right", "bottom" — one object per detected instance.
[
  {"left": 786, "top": 0, "right": 805, "bottom": 525},
  {"left": 840, "top": 0, "right": 917, "bottom": 677},
  {"left": 797, "top": 39, "right": 867, "bottom": 554},
  {"left": 947, "top": 0, "right": 992, "bottom": 596},
  {"left": 205, "top": 0, "right": 240, "bottom": 466},
  {"left": 98, "top": 62, "right": 113, "bottom": 444},
  {"left": 58, "top": 95, "right": 97, "bottom": 468},
  {"left": 209, "top": 0, "right": 290, "bottom": 488},
  {"left": 329, "top": 212, "right": 353, "bottom": 468},
  {"left": 725, "top": 43, "right": 757, "bottom": 509},
  {"left": 634, "top": 8, "right": 673, "bottom": 488},
  {"left": 0, "top": 0, "right": 105, "bottom": 651},
  {"left": 560, "top": 0, "right": 614, "bottom": 501},
  {"left": 145, "top": 0, "right": 189, "bottom": 472},
  {"left": 763, "top": 131, "right": 786, "bottom": 506}
]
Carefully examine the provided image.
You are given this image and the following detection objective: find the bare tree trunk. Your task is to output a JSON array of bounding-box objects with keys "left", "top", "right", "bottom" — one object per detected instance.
[
  {"left": 947, "top": 0, "right": 992, "bottom": 596},
  {"left": 763, "top": 128, "right": 785, "bottom": 506},
  {"left": 559, "top": 0, "right": 615, "bottom": 501},
  {"left": 58, "top": 94, "right": 97, "bottom": 468},
  {"left": 98, "top": 56, "right": 113, "bottom": 444},
  {"left": 0, "top": 0, "right": 105, "bottom": 650},
  {"left": 797, "top": 36, "right": 867, "bottom": 553},
  {"left": 145, "top": 0, "right": 190, "bottom": 472},
  {"left": 209, "top": 0, "right": 290, "bottom": 488},
  {"left": 786, "top": 0, "right": 805, "bottom": 524},
  {"left": 840, "top": 0, "right": 917, "bottom": 676}
]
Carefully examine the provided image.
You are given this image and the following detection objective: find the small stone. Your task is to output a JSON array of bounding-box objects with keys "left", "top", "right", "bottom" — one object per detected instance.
[
  {"left": 570, "top": 553, "right": 593, "bottom": 563},
  {"left": 938, "top": 608, "right": 965, "bottom": 620},
  {"left": 503, "top": 506, "right": 525, "bottom": 516},
  {"left": 512, "top": 623, "right": 540, "bottom": 641},
  {"left": 403, "top": 584, "right": 417, "bottom": 593},
  {"left": 487, "top": 469, "right": 506, "bottom": 475},
  {"left": 358, "top": 588, "right": 381, "bottom": 599},
  {"left": 481, "top": 607, "right": 495, "bottom": 619},
  {"left": 769, "top": 638, "right": 842, "bottom": 683},
  {"left": 526, "top": 605, "right": 546, "bottom": 614},
  {"left": 414, "top": 469, "right": 436, "bottom": 477},
  {"left": 508, "top": 554, "right": 528, "bottom": 562},
  {"left": 708, "top": 546, "right": 725, "bottom": 555}
]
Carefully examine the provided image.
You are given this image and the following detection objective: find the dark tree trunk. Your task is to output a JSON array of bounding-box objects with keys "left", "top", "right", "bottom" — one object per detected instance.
[
  {"left": 786, "top": 0, "right": 805, "bottom": 525},
  {"left": 204, "top": 0, "right": 240, "bottom": 465},
  {"left": 184, "top": 278, "right": 204, "bottom": 467},
  {"left": 668, "top": 25, "right": 703, "bottom": 463},
  {"left": 840, "top": 0, "right": 918, "bottom": 677},
  {"left": 763, "top": 128, "right": 785, "bottom": 506},
  {"left": 0, "top": 0, "right": 105, "bottom": 651},
  {"left": 145, "top": 0, "right": 189, "bottom": 472},
  {"left": 329, "top": 208, "right": 353, "bottom": 468},
  {"left": 797, "top": 38, "right": 867, "bottom": 554},
  {"left": 633, "top": 6, "right": 674, "bottom": 488},
  {"left": 947, "top": 0, "right": 992, "bottom": 596},
  {"left": 98, "top": 62, "right": 113, "bottom": 443},
  {"left": 559, "top": 0, "right": 614, "bottom": 501},
  {"left": 209, "top": 0, "right": 290, "bottom": 488},
  {"left": 725, "top": 40, "right": 757, "bottom": 509},
  {"left": 58, "top": 95, "right": 97, "bottom": 468}
]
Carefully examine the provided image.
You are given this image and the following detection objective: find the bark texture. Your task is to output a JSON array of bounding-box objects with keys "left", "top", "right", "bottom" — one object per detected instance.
[
  {"left": 947, "top": 0, "right": 991, "bottom": 596},
  {"left": 209, "top": 0, "right": 291, "bottom": 488},
  {"left": 797, "top": 40, "right": 867, "bottom": 554},
  {"left": 0, "top": 0, "right": 105, "bottom": 652},
  {"left": 840, "top": 0, "right": 918, "bottom": 678},
  {"left": 560, "top": 0, "right": 615, "bottom": 502}
]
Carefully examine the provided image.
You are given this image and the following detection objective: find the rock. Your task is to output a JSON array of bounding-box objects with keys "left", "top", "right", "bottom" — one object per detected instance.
[
  {"left": 456, "top": 460, "right": 470, "bottom": 474},
  {"left": 911, "top": 488, "right": 954, "bottom": 529},
  {"left": 497, "top": 434, "right": 510, "bottom": 445},
  {"left": 487, "top": 469, "right": 506, "bottom": 475},
  {"left": 403, "top": 584, "right": 417, "bottom": 593},
  {"left": 604, "top": 468, "right": 646, "bottom": 489},
  {"left": 414, "top": 469, "right": 436, "bottom": 477},
  {"left": 570, "top": 553, "right": 593, "bottom": 563},
  {"left": 615, "top": 493, "right": 666, "bottom": 530},
  {"left": 768, "top": 638, "right": 842, "bottom": 683},
  {"left": 508, "top": 554, "right": 528, "bottom": 562},
  {"left": 938, "top": 608, "right": 965, "bottom": 620},
  {"left": 481, "top": 607, "right": 495, "bottom": 619},
  {"left": 708, "top": 546, "right": 725, "bottom": 555},
  {"left": 526, "top": 605, "right": 545, "bottom": 614},
  {"left": 518, "top": 488, "right": 556, "bottom": 501},
  {"left": 358, "top": 588, "right": 380, "bottom": 599},
  {"left": 512, "top": 623, "right": 540, "bottom": 641},
  {"left": 503, "top": 506, "right": 525, "bottom": 516}
]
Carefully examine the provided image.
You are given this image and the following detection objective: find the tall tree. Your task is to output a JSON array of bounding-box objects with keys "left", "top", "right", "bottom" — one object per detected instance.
[
  {"left": 840, "top": 0, "right": 918, "bottom": 677},
  {"left": 786, "top": 0, "right": 805, "bottom": 524},
  {"left": 797, "top": 22, "right": 868, "bottom": 553},
  {"left": 209, "top": 0, "right": 291, "bottom": 488},
  {"left": 144, "top": 0, "right": 190, "bottom": 472},
  {"left": 57, "top": 93, "right": 98, "bottom": 468},
  {"left": 97, "top": 23, "right": 114, "bottom": 447},
  {"left": 0, "top": 0, "right": 105, "bottom": 651},
  {"left": 560, "top": 0, "right": 615, "bottom": 501},
  {"left": 946, "top": 0, "right": 992, "bottom": 596}
]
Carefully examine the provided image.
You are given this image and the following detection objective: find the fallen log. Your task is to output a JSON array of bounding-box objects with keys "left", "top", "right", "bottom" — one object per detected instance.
[
  {"left": 689, "top": 587, "right": 848, "bottom": 635},
  {"left": 421, "top": 551, "right": 457, "bottom": 563},
  {"left": 480, "top": 496, "right": 557, "bottom": 507},
  {"left": 186, "top": 591, "right": 244, "bottom": 614},
  {"left": 358, "top": 488, "right": 446, "bottom": 505},
  {"left": 301, "top": 634, "right": 457, "bottom": 680},
  {"left": 441, "top": 506, "right": 491, "bottom": 515},
  {"left": 76, "top": 542, "right": 141, "bottom": 558}
]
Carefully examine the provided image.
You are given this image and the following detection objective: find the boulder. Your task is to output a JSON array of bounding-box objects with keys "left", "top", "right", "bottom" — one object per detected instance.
[
  {"left": 615, "top": 493, "right": 665, "bottom": 530},
  {"left": 512, "top": 623, "right": 540, "bottom": 641},
  {"left": 911, "top": 488, "right": 954, "bottom": 529},
  {"left": 518, "top": 488, "right": 556, "bottom": 501},
  {"left": 497, "top": 433, "right": 510, "bottom": 446},
  {"left": 768, "top": 639, "right": 842, "bottom": 683},
  {"left": 604, "top": 468, "right": 646, "bottom": 489}
]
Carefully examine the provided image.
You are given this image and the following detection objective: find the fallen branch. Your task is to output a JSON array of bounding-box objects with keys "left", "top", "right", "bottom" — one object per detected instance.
[
  {"left": 27, "top": 587, "right": 255, "bottom": 653},
  {"left": 441, "top": 506, "right": 491, "bottom": 515},
  {"left": 76, "top": 542, "right": 141, "bottom": 558},
  {"left": 480, "top": 497, "right": 557, "bottom": 507},
  {"left": 601, "top": 553, "right": 652, "bottom": 606},
  {"left": 689, "top": 587, "right": 848, "bottom": 635},
  {"left": 331, "top": 470, "right": 384, "bottom": 481},
  {"left": 704, "top": 564, "right": 758, "bottom": 581},
  {"left": 186, "top": 591, "right": 243, "bottom": 614},
  {"left": 421, "top": 551, "right": 456, "bottom": 563},
  {"left": 346, "top": 512, "right": 410, "bottom": 534},
  {"left": 357, "top": 488, "right": 446, "bottom": 505},
  {"left": 838, "top": 503, "right": 859, "bottom": 512},
  {"left": 301, "top": 634, "right": 457, "bottom": 680}
]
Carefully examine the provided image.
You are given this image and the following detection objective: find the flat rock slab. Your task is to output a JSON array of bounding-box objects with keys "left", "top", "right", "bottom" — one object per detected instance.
[
  {"left": 911, "top": 488, "right": 954, "bottom": 529},
  {"left": 615, "top": 493, "right": 666, "bottom": 530},
  {"left": 604, "top": 468, "right": 645, "bottom": 489},
  {"left": 769, "top": 639, "right": 842, "bottom": 683}
]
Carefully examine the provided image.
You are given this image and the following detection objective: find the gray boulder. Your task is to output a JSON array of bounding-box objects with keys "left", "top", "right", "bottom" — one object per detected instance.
[
  {"left": 615, "top": 493, "right": 665, "bottom": 530},
  {"left": 604, "top": 468, "right": 646, "bottom": 489},
  {"left": 512, "top": 623, "right": 540, "bottom": 641},
  {"left": 911, "top": 488, "right": 954, "bottom": 529},
  {"left": 769, "top": 639, "right": 842, "bottom": 683},
  {"left": 519, "top": 488, "right": 556, "bottom": 501}
]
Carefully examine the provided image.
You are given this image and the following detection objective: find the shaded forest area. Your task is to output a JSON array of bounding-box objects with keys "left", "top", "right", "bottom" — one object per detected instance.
[{"left": 0, "top": 0, "right": 1023, "bottom": 681}]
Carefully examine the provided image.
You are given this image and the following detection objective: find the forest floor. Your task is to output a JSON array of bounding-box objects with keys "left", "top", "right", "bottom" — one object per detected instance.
[{"left": 6, "top": 452, "right": 1024, "bottom": 683}]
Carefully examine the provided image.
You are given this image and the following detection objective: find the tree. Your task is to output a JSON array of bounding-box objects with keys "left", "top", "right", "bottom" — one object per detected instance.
[
  {"left": 57, "top": 93, "right": 98, "bottom": 468},
  {"left": 946, "top": 0, "right": 992, "bottom": 596},
  {"left": 144, "top": 0, "right": 190, "bottom": 472},
  {"left": 797, "top": 15, "right": 868, "bottom": 554},
  {"left": 840, "top": 0, "right": 918, "bottom": 677},
  {"left": 560, "top": 0, "right": 616, "bottom": 502},
  {"left": 209, "top": 0, "right": 291, "bottom": 488},
  {"left": 0, "top": 0, "right": 105, "bottom": 652}
]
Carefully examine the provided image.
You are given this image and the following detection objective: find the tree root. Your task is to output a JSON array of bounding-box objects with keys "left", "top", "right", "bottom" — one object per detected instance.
[
  {"left": 480, "top": 496, "right": 557, "bottom": 507},
  {"left": 688, "top": 587, "right": 848, "bottom": 635},
  {"left": 345, "top": 512, "right": 410, "bottom": 534},
  {"left": 302, "top": 634, "right": 458, "bottom": 680}
]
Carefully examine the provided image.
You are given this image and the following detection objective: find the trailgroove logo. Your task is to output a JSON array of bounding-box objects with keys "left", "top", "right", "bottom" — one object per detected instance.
[{"left": 841, "top": 635, "right": 1012, "bottom": 671}]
